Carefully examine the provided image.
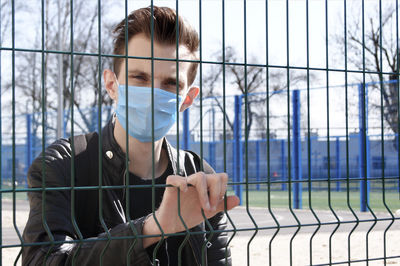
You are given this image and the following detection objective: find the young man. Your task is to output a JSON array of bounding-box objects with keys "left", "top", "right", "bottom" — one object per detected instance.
[{"left": 22, "top": 6, "right": 239, "bottom": 266}]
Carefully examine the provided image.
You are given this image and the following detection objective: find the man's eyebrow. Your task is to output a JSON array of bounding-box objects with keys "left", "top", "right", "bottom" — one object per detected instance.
[{"left": 127, "top": 70, "right": 150, "bottom": 78}]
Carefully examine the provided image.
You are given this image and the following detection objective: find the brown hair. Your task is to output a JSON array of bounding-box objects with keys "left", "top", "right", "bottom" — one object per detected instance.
[{"left": 112, "top": 6, "right": 199, "bottom": 86}]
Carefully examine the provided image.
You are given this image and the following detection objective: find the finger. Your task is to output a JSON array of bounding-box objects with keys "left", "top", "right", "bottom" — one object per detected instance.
[
  {"left": 188, "top": 172, "right": 211, "bottom": 211},
  {"left": 166, "top": 175, "right": 188, "bottom": 192},
  {"left": 207, "top": 175, "right": 221, "bottom": 211},
  {"left": 216, "top": 195, "right": 240, "bottom": 212},
  {"left": 218, "top": 173, "right": 229, "bottom": 201}
]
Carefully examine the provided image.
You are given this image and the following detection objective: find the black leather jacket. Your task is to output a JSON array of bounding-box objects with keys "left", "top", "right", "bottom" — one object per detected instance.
[{"left": 22, "top": 118, "right": 232, "bottom": 265}]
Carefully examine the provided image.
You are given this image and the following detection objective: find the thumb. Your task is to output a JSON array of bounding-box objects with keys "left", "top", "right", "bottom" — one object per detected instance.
[{"left": 217, "top": 195, "right": 240, "bottom": 212}]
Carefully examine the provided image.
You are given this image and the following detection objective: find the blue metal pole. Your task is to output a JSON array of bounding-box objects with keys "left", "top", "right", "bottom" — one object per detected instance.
[
  {"left": 208, "top": 142, "right": 216, "bottom": 170},
  {"left": 336, "top": 137, "right": 341, "bottom": 192},
  {"left": 292, "top": 90, "right": 302, "bottom": 209},
  {"left": 359, "top": 83, "right": 369, "bottom": 212},
  {"left": 26, "top": 114, "right": 32, "bottom": 173},
  {"left": 233, "top": 95, "right": 243, "bottom": 204},
  {"left": 209, "top": 107, "right": 216, "bottom": 169},
  {"left": 366, "top": 85, "right": 371, "bottom": 199},
  {"left": 366, "top": 135, "right": 371, "bottom": 197},
  {"left": 183, "top": 108, "right": 190, "bottom": 150},
  {"left": 398, "top": 132, "right": 400, "bottom": 193},
  {"left": 281, "top": 139, "right": 286, "bottom": 191},
  {"left": 309, "top": 137, "right": 313, "bottom": 191},
  {"left": 256, "top": 140, "right": 260, "bottom": 191}
]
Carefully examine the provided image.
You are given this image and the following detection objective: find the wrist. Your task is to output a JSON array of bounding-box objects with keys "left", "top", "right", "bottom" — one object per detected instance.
[{"left": 142, "top": 212, "right": 168, "bottom": 248}]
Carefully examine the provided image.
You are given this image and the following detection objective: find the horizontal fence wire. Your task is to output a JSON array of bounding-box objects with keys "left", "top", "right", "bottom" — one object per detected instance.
[{"left": 0, "top": 0, "right": 399, "bottom": 265}]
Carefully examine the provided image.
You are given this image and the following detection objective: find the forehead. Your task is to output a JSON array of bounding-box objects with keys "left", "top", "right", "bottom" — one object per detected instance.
[{"left": 120, "top": 34, "right": 192, "bottom": 79}]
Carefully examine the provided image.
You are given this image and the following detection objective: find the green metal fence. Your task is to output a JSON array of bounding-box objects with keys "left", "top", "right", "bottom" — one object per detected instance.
[{"left": 1, "top": 0, "right": 400, "bottom": 265}]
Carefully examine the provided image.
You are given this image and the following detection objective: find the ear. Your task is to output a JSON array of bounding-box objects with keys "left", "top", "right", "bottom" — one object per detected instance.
[
  {"left": 180, "top": 86, "right": 199, "bottom": 112},
  {"left": 103, "top": 69, "right": 119, "bottom": 101}
]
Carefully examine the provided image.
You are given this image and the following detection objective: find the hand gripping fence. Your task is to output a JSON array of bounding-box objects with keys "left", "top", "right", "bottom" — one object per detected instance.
[{"left": 0, "top": 0, "right": 400, "bottom": 265}]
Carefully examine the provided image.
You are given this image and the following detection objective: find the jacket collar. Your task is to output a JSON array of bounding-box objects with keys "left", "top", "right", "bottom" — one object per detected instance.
[{"left": 101, "top": 115, "right": 186, "bottom": 178}]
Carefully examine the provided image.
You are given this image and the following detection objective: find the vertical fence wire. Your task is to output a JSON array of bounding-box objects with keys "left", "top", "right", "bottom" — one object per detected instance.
[
  {"left": 149, "top": 1, "right": 158, "bottom": 263},
  {"left": 69, "top": 0, "right": 85, "bottom": 265},
  {"left": 221, "top": 1, "right": 237, "bottom": 265},
  {"left": 174, "top": 3, "right": 190, "bottom": 266},
  {"left": 265, "top": 1, "right": 280, "bottom": 266},
  {"left": 123, "top": 1, "right": 140, "bottom": 263},
  {"left": 343, "top": 1, "right": 359, "bottom": 264},
  {"left": 306, "top": 1, "right": 321, "bottom": 265},
  {"left": 97, "top": 1, "right": 112, "bottom": 265},
  {"left": 379, "top": 0, "right": 396, "bottom": 264},
  {"left": 285, "top": 1, "right": 301, "bottom": 264},
  {"left": 197, "top": 1, "right": 208, "bottom": 265},
  {"left": 40, "top": 0, "right": 55, "bottom": 264},
  {"left": 149, "top": 2, "right": 166, "bottom": 264},
  {"left": 325, "top": 1, "right": 341, "bottom": 264},
  {"left": 362, "top": 1, "right": 378, "bottom": 264},
  {"left": 11, "top": 0, "right": 23, "bottom": 265},
  {"left": 242, "top": 1, "right": 258, "bottom": 265}
]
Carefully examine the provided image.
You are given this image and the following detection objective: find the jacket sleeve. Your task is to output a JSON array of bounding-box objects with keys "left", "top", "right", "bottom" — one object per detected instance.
[
  {"left": 203, "top": 159, "right": 233, "bottom": 266},
  {"left": 22, "top": 139, "right": 152, "bottom": 266}
]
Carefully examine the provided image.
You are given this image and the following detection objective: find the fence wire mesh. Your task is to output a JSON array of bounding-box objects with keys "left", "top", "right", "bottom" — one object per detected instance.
[{"left": 0, "top": 0, "right": 400, "bottom": 265}]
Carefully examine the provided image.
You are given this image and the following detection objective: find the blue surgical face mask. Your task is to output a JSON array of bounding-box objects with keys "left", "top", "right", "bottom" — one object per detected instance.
[{"left": 116, "top": 85, "right": 183, "bottom": 142}]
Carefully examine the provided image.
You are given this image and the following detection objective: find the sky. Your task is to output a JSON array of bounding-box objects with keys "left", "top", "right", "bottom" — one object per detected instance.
[{"left": 0, "top": 0, "right": 399, "bottom": 139}]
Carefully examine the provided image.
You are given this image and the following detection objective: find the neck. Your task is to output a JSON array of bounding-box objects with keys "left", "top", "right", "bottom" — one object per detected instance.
[{"left": 113, "top": 119, "right": 168, "bottom": 179}]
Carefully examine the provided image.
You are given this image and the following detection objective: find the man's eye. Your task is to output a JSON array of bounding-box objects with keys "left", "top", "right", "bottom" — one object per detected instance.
[{"left": 133, "top": 75, "right": 146, "bottom": 81}]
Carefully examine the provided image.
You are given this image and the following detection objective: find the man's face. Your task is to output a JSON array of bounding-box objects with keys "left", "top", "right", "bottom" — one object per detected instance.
[{"left": 116, "top": 33, "right": 193, "bottom": 97}]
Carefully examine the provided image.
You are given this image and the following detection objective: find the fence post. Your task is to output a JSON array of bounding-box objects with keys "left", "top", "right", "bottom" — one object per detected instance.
[
  {"left": 256, "top": 140, "right": 260, "bottom": 190},
  {"left": 26, "top": 114, "right": 32, "bottom": 173},
  {"left": 292, "top": 90, "right": 302, "bottom": 209},
  {"left": 358, "top": 83, "right": 370, "bottom": 212},
  {"left": 233, "top": 95, "right": 243, "bottom": 204},
  {"left": 183, "top": 109, "right": 190, "bottom": 150},
  {"left": 281, "top": 139, "right": 286, "bottom": 191},
  {"left": 336, "top": 137, "right": 341, "bottom": 192}
]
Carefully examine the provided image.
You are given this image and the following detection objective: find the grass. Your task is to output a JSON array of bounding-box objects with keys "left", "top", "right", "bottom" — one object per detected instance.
[
  {"left": 234, "top": 189, "right": 399, "bottom": 212},
  {"left": 1, "top": 182, "right": 399, "bottom": 212},
  {"left": 226, "top": 179, "right": 400, "bottom": 212}
]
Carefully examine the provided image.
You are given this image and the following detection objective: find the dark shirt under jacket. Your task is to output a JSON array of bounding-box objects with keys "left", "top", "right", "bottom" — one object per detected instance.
[{"left": 128, "top": 160, "right": 186, "bottom": 266}]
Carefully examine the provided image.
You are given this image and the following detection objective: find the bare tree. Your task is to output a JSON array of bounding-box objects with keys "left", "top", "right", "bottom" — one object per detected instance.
[
  {"left": 13, "top": 0, "right": 114, "bottom": 138},
  {"left": 202, "top": 46, "right": 311, "bottom": 139},
  {"left": 0, "top": 1, "right": 27, "bottom": 95},
  {"left": 333, "top": 2, "right": 399, "bottom": 138}
]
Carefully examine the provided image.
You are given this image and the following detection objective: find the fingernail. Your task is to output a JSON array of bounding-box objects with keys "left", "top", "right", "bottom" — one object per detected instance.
[
  {"left": 212, "top": 206, "right": 216, "bottom": 212},
  {"left": 206, "top": 202, "right": 211, "bottom": 211}
]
